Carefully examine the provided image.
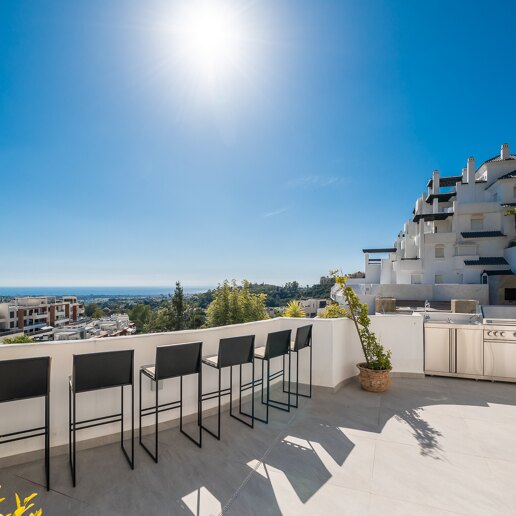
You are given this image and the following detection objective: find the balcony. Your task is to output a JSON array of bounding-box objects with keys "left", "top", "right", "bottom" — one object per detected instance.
[
  {"left": 1, "top": 318, "right": 515, "bottom": 515},
  {"left": 424, "top": 232, "right": 456, "bottom": 244}
]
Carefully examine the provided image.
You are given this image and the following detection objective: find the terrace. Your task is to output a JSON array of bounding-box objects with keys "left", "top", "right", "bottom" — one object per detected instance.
[{"left": 1, "top": 317, "right": 515, "bottom": 515}]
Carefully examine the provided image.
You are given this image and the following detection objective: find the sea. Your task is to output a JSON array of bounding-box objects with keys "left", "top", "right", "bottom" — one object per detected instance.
[{"left": 0, "top": 286, "right": 212, "bottom": 298}]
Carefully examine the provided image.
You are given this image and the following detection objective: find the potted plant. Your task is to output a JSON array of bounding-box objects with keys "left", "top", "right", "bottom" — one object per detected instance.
[{"left": 332, "top": 274, "right": 392, "bottom": 392}]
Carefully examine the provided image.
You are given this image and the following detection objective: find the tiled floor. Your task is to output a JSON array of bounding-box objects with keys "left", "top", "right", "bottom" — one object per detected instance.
[{"left": 1, "top": 376, "right": 516, "bottom": 515}]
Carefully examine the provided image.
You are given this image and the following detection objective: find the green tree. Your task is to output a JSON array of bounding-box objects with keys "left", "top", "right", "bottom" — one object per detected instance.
[
  {"left": 85, "top": 303, "right": 100, "bottom": 318},
  {"left": 129, "top": 304, "right": 153, "bottom": 334},
  {"left": 205, "top": 280, "right": 269, "bottom": 327},
  {"left": 171, "top": 281, "right": 185, "bottom": 331}
]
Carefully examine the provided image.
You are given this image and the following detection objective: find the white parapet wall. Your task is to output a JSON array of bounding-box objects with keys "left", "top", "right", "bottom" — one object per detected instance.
[{"left": 0, "top": 315, "right": 423, "bottom": 462}]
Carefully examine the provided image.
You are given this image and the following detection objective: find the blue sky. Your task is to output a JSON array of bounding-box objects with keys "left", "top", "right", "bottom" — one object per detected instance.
[{"left": 1, "top": 0, "right": 515, "bottom": 287}]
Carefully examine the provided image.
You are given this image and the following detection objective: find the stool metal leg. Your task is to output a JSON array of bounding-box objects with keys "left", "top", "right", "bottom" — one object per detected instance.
[
  {"left": 120, "top": 384, "right": 135, "bottom": 469},
  {"left": 179, "top": 375, "right": 202, "bottom": 447},
  {"left": 263, "top": 355, "right": 291, "bottom": 412},
  {"left": 229, "top": 364, "right": 254, "bottom": 428},
  {"left": 139, "top": 371, "right": 158, "bottom": 462},
  {"left": 45, "top": 391, "right": 50, "bottom": 491},
  {"left": 69, "top": 384, "right": 77, "bottom": 487}
]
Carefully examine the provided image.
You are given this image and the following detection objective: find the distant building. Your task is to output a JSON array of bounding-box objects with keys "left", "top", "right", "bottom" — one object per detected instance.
[
  {"left": 320, "top": 276, "right": 336, "bottom": 286},
  {"left": 0, "top": 296, "right": 85, "bottom": 335},
  {"left": 335, "top": 143, "right": 516, "bottom": 307},
  {"left": 299, "top": 298, "right": 329, "bottom": 318},
  {"left": 50, "top": 313, "right": 136, "bottom": 341}
]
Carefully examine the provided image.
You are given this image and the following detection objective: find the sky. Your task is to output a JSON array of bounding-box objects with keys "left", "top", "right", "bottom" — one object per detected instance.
[{"left": 1, "top": 0, "right": 515, "bottom": 287}]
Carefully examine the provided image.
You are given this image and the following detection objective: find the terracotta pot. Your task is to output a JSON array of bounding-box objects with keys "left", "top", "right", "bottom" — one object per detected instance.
[{"left": 357, "top": 363, "right": 391, "bottom": 393}]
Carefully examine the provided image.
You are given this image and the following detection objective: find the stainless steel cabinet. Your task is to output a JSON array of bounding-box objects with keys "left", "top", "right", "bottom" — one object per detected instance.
[
  {"left": 425, "top": 327, "right": 451, "bottom": 373},
  {"left": 456, "top": 329, "right": 483, "bottom": 376},
  {"left": 484, "top": 340, "right": 516, "bottom": 378}
]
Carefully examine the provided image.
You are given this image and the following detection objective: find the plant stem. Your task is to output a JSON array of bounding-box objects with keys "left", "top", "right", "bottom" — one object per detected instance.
[{"left": 343, "top": 288, "right": 371, "bottom": 368}]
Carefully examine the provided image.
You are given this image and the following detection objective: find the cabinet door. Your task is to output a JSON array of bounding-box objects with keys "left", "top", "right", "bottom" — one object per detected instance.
[
  {"left": 484, "top": 341, "right": 516, "bottom": 379},
  {"left": 424, "top": 327, "right": 450, "bottom": 373},
  {"left": 456, "top": 329, "right": 483, "bottom": 376}
]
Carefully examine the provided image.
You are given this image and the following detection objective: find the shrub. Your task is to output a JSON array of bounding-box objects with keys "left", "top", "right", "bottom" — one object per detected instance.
[
  {"left": 2, "top": 335, "right": 34, "bottom": 344},
  {"left": 319, "top": 303, "right": 348, "bottom": 318},
  {"left": 0, "top": 486, "right": 43, "bottom": 516}
]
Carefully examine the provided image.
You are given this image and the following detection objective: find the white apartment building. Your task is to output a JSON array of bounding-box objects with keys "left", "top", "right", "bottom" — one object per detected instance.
[
  {"left": 0, "top": 296, "right": 85, "bottom": 335},
  {"left": 349, "top": 144, "right": 516, "bottom": 306},
  {"left": 299, "top": 298, "right": 330, "bottom": 318}
]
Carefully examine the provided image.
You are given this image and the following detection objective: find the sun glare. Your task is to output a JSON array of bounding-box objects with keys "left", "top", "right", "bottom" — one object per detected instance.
[{"left": 173, "top": 1, "right": 244, "bottom": 83}]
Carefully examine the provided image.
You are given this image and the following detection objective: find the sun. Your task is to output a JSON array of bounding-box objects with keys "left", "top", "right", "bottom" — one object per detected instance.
[{"left": 173, "top": 1, "right": 244, "bottom": 83}]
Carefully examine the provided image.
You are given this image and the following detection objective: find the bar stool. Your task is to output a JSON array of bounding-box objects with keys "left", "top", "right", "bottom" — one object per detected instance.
[
  {"left": 283, "top": 324, "right": 313, "bottom": 408},
  {"left": 139, "top": 341, "right": 202, "bottom": 462},
  {"left": 244, "top": 329, "right": 292, "bottom": 424},
  {"left": 201, "top": 335, "right": 255, "bottom": 440},
  {"left": 0, "top": 357, "right": 51, "bottom": 490},
  {"left": 69, "top": 349, "right": 134, "bottom": 487}
]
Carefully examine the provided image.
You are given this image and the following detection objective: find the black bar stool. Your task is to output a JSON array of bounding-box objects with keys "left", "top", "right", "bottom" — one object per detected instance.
[
  {"left": 201, "top": 335, "right": 255, "bottom": 440},
  {"left": 243, "top": 329, "right": 292, "bottom": 424},
  {"left": 139, "top": 341, "right": 202, "bottom": 462},
  {"left": 283, "top": 324, "right": 313, "bottom": 407},
  {"left": 0, "top": 357, "right": 51, "bottom": 490},
  {"left": 69, "top": 349, "right": 134, "bottom": 487}
]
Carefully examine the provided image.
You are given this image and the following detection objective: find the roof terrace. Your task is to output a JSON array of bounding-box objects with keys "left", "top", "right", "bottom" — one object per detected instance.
[{"left": 1, "top": 317, "right": 515, "bottom": 515}]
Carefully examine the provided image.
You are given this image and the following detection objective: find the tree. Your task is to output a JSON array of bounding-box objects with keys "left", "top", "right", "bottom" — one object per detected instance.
[
  {"left": 129, "top": 304, "right": 153, "bottom": 334},
  {"left": 171, "top": 281, "right": 185, "bottom": 331},
  {"left": 85, "top": 303, "right": 100, "bottom": 318},
  {"left": 205, "top": 280, "right": 269, "bottom": 327},
  {"left": 283, "top": 300, "right": 306, "bottom": 318}
]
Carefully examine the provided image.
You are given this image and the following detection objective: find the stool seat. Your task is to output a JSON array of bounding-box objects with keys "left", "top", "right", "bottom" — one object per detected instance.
[
  {"left": 254, "top": 347, "right": 266, "bottom": 359},
  {"left": 202, "top": 355, "right": 219, "bottom": 368},
  {"left": 141, "top": 365, "right": 156, "bottom": 379}
]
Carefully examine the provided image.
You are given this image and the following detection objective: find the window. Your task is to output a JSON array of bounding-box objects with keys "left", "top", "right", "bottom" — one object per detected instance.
[
  {"left": 471, "top": 216, "right": 484, "bottom": 230},
  {"left": 411, "top": 274, "right": 422, "bottom": 284},
  {"left": 435, "top": 274, "right": 444, "bottom": 284},
  {"left": 435, "top": 246, "right": 445, "bottom": 259},
  {"left": 505, "top": 288, "right": 516, "bottom": 301}
]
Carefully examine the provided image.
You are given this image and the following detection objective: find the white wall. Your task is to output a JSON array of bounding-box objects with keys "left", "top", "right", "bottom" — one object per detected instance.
[{"left": 0, "top": 316, "right": 424, "bottom": 461}]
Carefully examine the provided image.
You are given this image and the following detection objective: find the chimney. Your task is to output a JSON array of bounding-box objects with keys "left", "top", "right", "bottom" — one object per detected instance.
[
  {"left": 432, "top": 169, "right": 440, "bottom": 194},
  {"left": 501, "top": 143, "right": 510, "bottom": 160},
  {"left": 461, "top": 167, "right": 467, "bottom": 183},
  {"left": 466, "top": 157, "right": 475, "bottom": 184}
]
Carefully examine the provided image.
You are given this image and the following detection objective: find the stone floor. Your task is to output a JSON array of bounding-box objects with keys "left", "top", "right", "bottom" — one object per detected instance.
[{"left": 1, "top": 376, "right": 516, "bottom": 515}]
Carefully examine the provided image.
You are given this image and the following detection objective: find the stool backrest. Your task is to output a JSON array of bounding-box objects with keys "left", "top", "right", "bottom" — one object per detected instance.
[
  {"left": 218, "top": 335, "right": 255, "bottom": 368},
  {"left": 155, "top": 342, "right": 202, "bottom": 380},
  {"left": 73, "top": 350, "right": 134, "bottom": 393},
  {"left": 265, "top": 329, "right": 292, "bottom": 360},
  {"left": 293, "top": 324, "right": 312, "bottom": 351},
  {"left": 0, "top": 357, "right": 51, "bottom": 403}
]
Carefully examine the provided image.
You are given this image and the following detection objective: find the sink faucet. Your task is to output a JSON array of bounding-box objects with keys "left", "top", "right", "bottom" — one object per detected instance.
[{"left": 424, "top": 300, "right": 430, "bottom": 321}]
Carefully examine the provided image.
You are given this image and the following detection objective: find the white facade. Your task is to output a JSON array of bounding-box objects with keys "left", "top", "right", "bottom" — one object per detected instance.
[
  {"left": 356, "top": 144, "right": 516, "bottom": 303},
  {"left": 298, "top": 298, "right": 330, "bottom": 317}
]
